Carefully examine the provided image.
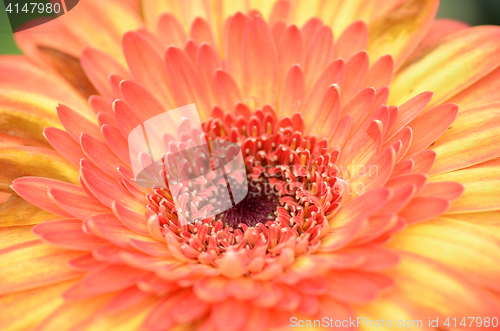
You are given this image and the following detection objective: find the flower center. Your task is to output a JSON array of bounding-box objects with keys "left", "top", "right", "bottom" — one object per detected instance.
[
  {"left": 144, "top": 105, "right": 346, "bottom": 259},
  {"left": 215, "top": 174, "right": 281, "bottom": 227}
]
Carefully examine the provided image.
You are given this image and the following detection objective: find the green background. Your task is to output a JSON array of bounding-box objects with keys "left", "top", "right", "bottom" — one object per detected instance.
[{"left": 1, "top": 0, "right": 500, "bottom": 55}]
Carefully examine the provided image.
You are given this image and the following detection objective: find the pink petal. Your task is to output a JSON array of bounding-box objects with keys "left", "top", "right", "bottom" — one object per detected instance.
[
  {"left": 399, "top": 196, "right": 450, "bottom": 224},
  {"left": 80, "top": 47, "right": 130, "bottom": 98},
  {"left": 43, "top": 127, "right": 85, "bottom": 167},
  {"left": 156, "top": 13, "right": 187, "bottom": 48},
  {"left": 280, "top": 64, "right": 305, "bottom": 117},
  {"left": 243, "top": 15, "right": 279, "bottom": 105},
  {"left": 123, "top": 31, "right": 174, "bottom": 109},
  {"left": 12, "top": 177, "right": 81, "bottom": 218},
  {"left": 305, "top": 26, "right": 334, "bottom": 90},
  {"left": 334, "top": 20, "right": 368, "bottom": 61},
  {"left": 342, "top": 50, "right": 369, "bottom": 103},
  {"left": 48, "top": 187, "right": 109, "bottom": 219}
]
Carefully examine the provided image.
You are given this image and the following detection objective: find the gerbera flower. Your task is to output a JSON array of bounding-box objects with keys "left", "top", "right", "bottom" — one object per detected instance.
[{"left": 1, "top": 0, "right": 500, "bottom": 330}]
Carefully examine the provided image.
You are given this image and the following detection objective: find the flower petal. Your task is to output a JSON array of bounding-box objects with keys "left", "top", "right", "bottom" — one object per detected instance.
[
  {"left": 80, "top": 47, "right": 130, "bottom": 99},
  {"left": 305, "top": 26, "right": 335, "bottom": 90},
  {"left": 367, "top": 0, "right": 439, "bottom": 69},
  {"left": 0, "top": 240, "right": 83, "bottom": 295},
  {"left": 430, "top": 164, "right": 500, "bottom": 213},
  {"left": 243, "top": 15, "right": 279, "bottom": 106},
  {"left": 429, "top": 123, "right": 500, "bottom": 175},
  {"left": 390, "top": 26, "right": 500, "bottom": 109},
  {"left": 123, "top": 31, "right": 174, "bottom": 109},
  {"left": 0, "top": 280, "right": 76, "bottom": 331},
  {"left": 390, "top": 216, "right": 500, "bottom": 292},
  {"left": 405, "top": 103, "right": 458, "bottom": 156},
  {"left": 1, "top": 147, "right": 79, "bottom": 194},
  {"left": 334, "top": 20, "right": 368, "bottom": 61},
  {"left": 156, "top": 13, "right": 188, "bottom": 48},
  {"left": 43, "top": 127, "right": 85, "bottom": 167},
  {"left": 80, "top": 167, "right": 145, "bottom": 213}
]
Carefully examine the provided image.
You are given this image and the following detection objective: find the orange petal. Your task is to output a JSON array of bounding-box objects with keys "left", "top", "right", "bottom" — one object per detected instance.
[
  {"left": 325, "top": 271, "right": 386, "bottom": 304},
  {"left": 301, "top": 18, "right": 323, "bottom": 50},
  {"left": 408, "top": 149, "right": 436, "bottom": 173},
  {"left": 171, "top": 290, "right": 210, "bottom": 323},
  {"left": 341, "top": 87, "right": 376, "bottom": 137},
  {"left": 306, "top": 84, "right": 341, "bottom": 135},
  {"left": 352, "top": 146, "right": 395, "bottom": 191},
  {"left": 0, "top": 56, "right": 87, "bottom": 109}
]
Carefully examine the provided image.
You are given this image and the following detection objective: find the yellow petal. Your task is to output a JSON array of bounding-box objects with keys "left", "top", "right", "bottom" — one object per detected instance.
[
  {"left": 448, "top": 211, "right": 500, "bottom": 240},
  {"left": 389, "top": 217, "right": 500, "bottom": 292},
  {"left": 390, "top": 26, "right": 500, "bottom": 108},
  {"left": 0, "top": 146, "right": 79, "bottom": 194},
  {"left": 0, "top": 224, "right": 36, "bottom": 249},
  {"left": 382, "top": 252, "right": 500, "bottom": 319},
  {"left": 429, "top": 114, "right": 500, "bottom": 174},
  {"left": 0, "top": 109, "right": 59, "bottom": 146},
  {"left": 429, "top": 164, "right": 500, "bottom": 213},
  {"left": 367, "top": 0, "right": 439, "bottom": 70},
  {"left": 0, "top": 196, "right": 60, "bottom": 227},
  {"left": 0, "top": 280, "right": 77, "bottom": 331},
  {"left": 0, "top": 241, "right": 83, "bottom": 295}
]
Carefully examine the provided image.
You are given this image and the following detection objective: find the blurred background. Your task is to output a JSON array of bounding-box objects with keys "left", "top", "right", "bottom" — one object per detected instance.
[{"left": 1, "top": 0, "right": 500, "bottom": 55}]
